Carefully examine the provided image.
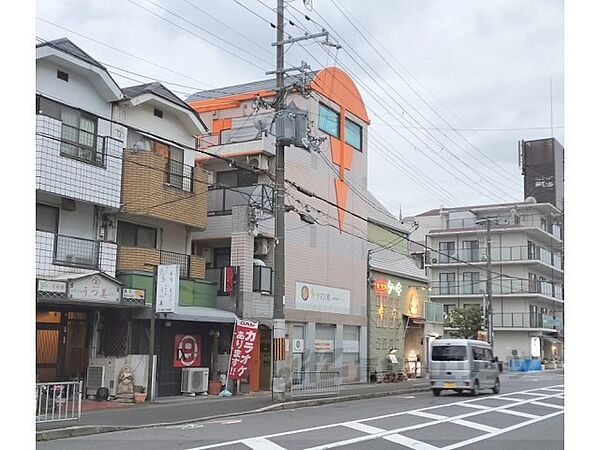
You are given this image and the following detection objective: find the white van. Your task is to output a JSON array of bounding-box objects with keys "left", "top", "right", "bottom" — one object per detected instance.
[{"left": 429, "top": 338, "right": 500, "bottom": 397}]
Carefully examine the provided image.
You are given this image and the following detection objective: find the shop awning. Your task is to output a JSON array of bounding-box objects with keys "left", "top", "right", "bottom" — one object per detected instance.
[
  {"left": 540, "top": 336, "right": 562, "bottom": 344},
  {"left": 132, "top": 305, "right": 238, "bottom": 323}
]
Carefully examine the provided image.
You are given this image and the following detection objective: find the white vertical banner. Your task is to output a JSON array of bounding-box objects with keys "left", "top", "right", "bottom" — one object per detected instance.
[{"left": 156, "top": 264, "right": 179, "bottom": 313}]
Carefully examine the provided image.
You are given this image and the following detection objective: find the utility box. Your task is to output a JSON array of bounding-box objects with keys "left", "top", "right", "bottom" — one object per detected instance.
[{"left": 275, "top": 106, "right": 308, "bottom": 149}]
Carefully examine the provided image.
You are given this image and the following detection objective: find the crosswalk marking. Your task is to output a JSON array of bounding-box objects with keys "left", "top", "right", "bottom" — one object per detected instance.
[
  {"left": 383, "top": 433, "right": 441, "bottom": 449},
  {"left": 458, "top": 403, "right": 490, "bottom": 410},
  {"left": 409, "top": 411, "right": 448, "bottom": 420},
  {"left": 342, "top": 422, "right": 385, "bottom": 434},
  {"left": 242, "top": 437, "right": 286, "bottom": 450},
  {"left": 496, "top": 409, "right": 541, "bottom": 419},
  {"left": 530, "top": 401, "right": 564, "bottom": 409}
]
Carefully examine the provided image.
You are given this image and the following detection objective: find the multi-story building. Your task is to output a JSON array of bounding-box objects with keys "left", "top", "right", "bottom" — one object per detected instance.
[
  {"left": 520, "top": 137, "right": 564, "bottom": 210},
  {"left": 411, "top": 200, "right": 564, "bottom": 363},
  {"left": 35, "top": 38, "right": 127, "bottom": 382},
  {"left": 187, "top": 67, "right": 372, "bottom": 389}
]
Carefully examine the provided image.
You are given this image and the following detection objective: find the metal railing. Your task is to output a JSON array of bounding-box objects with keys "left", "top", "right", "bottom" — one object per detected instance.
[
  {"left": 205, "top": 267, "right": 226, "bottom": 295},
  {"left": 291, "top": 371, "right": 340, "bottom": 398},
  {"left": 166, "top": 159, "right": 193, "bottom": 192},
  {"left": 36, "top": 381, "right": 82, "bottom": 423},
  {"left": 430, "top": 245, "right": 562, "bottom": 269},
  {"left": 208, "top": 184, "right": 273, "bottom": 216},
  {"left": 492, "top": 313, "right": 563, "bottom": 330},
  {"left": 430, "top": 278, "right": 564, "bottom": 299},
  {"left": 53, "top": 234, "right": 99, "bottom": 269},
  {"left": 160, "top": 250, "right": 190, "bottom": 278}
]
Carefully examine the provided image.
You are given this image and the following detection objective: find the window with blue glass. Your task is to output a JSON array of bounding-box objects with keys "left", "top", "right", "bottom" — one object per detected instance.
[
  {"left": 345, "top": 118, "right": 362, "bottom": 151},
  {"left": 318, "top": 103, "right": 340, "bottom": 138}
]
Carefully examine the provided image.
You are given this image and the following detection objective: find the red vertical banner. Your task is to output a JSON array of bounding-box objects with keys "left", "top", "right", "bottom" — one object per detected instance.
[
  {"left": 228, "top": 320, "right": 259, "bottom": 380},
  {"left": 224, "top": 266, "right": 235, "bottom": 294}
]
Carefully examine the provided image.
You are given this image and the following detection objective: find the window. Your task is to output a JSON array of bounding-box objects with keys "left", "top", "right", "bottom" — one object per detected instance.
[
  {"left": 116, "top": 221, "right": 157, "bottom": 249},
  {"left": 36, "top": 203, "right": 59, "bottom": 233},
  {"left": 37, "top": 96, "right": 101, "bottom": 166},
  {"left": 318, "top": 103, "right": 340, "bottom": 138},
  {"left": 439, "top": 241, "right": 455, "bottom": 263},
  {"left": 344, "top": 118, "right": 362, "bottom": 151},
  {"left": 439, "top": 272, "right": 456, "bottom": 294},
  {"left": 462, "top": 272, "right": 480, "bottom": 294},
  {"left": 432, "top": 346, "right": 467, "bottom": 361},
  {"left": 462, "top": 240, "right": 479, "bottom": 262},
  {"left": 472, "top": 347, "right": 486, "bottom": 361},
  {"left": 483, "top": 348, "right": 494, "bottom": 361},
  {"left": 166, "top": 146, "right": 185, "bottom": 190},
  {"left": 443, "top": 304, "right": 456, "bottom": 316},
  {"left": 215, "top": 170, "right": 258, "bottom": 188},
  {"left": 212, "top": 247, "right": 231, "bottom": 269},
  {"left": 540, "top": 218, "right": 548, "bottom": 232},
  {"left": 153, "top": 108, "right": 163, "bottom": 118}
]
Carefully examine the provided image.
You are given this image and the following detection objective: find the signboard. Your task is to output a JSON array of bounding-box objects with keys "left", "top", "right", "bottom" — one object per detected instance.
[
  {"left": 174, "top": 334, "right": 202, "bottom": 368},
  {"left": 223, "top": 266, "right": 235, "bottom": 294},
  {"left": 156, "top": 264, "right": 179, "bottom": 313},
  {"left": 37, "top": 279, "right": 67, "bottom": 293},
  {"left": 228, "top": 320, "right": 259, "bottom": 380},
  {"left": 314, "top": 339, "right": 334, "bottom": 353},
  {"left": 295, "top": 282, "right": 350, "bottom": 314},
  {"left": 373, "top": 279, "right": 403, "bottom": 296},
  {"left": 530, "top": 336, "right": 541, "bottom": 358},
  {"left": 67, "top": 274, "right": 121, "bottom": 303},
  {"left": 407, "top": 294, "right": 421, "bottom": 317},
  {"left": 123, "top": 288, "right": 145, "bottom": 303}
]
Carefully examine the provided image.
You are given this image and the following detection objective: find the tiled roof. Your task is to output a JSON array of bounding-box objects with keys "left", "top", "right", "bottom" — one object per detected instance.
[
  {"left": 36, "top": 38, "right": 105, "bottom": 70},
  {"left": 122, "top": 82, "right": 193, "bottom": 112},
  {"left": 368, "top": 244, "right": 428, "bottom": 282}
]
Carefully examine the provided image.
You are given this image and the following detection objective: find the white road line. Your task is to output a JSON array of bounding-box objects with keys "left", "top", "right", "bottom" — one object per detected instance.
[
  {"left": 242, "top": 437, "right": 286, "bottom": 450},
  {"left": 518, "top": 392, "right": 548, "bottom": 397},
  {"left": 440, "top": 410, "right": 564, "bottom": 450},
  {"left": 530, "top": 401, "right": 564, "bottom": 410},
  {"left": 459, "top": 403, "right": 490, "bottom": 410},
  {"left": 342, "top": 422, "right": 385, "bottom": 434},
  {"left": 184, "top": 385, "right": 564, "bottom": 450},
  {"left": 384, "top": 433, "right": 441, "bottom": 449},
  {"left": 496, "top": 409, "right": 540, "bottom": 419},
  {"left": 539, "top": 388, "right": 564, "bottom": 392},
  {"left": 491, "top": 397, "right": 524, "bottom": 402},
  {"left": 451, "top": 419, "right": 499, "bottom": 433},
  {"left": 410, "top": 411, "right": 448, "bottom": 420}
]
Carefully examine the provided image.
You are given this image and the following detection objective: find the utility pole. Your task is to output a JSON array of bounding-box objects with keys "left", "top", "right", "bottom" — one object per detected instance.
[
  {"left": 485, "top": 219, "right": 494, "bottom": 350},
  {"left": 272, "top": 0, "right": 287, "bottom": 403}
]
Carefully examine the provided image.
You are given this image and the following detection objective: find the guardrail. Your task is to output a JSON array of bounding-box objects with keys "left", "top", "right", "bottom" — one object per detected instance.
[
  {"left": 291, "top": 371, "right": 340, "bottom": 398},
  {"left": 36, "top": 381, "right": 82, "bottom": 423}
]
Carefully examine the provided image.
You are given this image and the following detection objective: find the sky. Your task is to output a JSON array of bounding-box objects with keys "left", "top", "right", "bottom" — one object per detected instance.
[{"left": 36, "top": 0, "right": 564, "bottom": 217}]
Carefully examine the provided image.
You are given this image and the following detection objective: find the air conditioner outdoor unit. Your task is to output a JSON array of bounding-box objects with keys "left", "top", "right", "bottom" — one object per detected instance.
[
  {"left": 247, "top": 154, "right": 269, "bottom": 171},
  {"left": 87, "top": 356, "right": 129, "bottom": 398},
  {"left": 181, "top": 367, "right": 209, "bottom": 395},
  {"left": 86, "top": 365, "right": 105, "bottom": 396},
  {"left": 254, "top": 238, "right": 270, "bottom": 256}
]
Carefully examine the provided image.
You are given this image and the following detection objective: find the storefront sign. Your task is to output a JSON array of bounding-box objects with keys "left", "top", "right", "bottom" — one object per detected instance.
[
  {"left": 530, "top": 336, "right": 541, "bottom": 358},
  {"left": 373, "top": 279, "right": 403, "bottom": 296},
  {"left": 174, "top": 334, "right": 201, "bottom": 368},
  {"left": 314, "top": 339, "right": 334, "bottom": 352},
  {"left": 123, "top": 288, "right": 145, "bottom": 303},
  {"left": 228, "top": 320, "right": 259, "bottom": 380},
  {"left": 37, "top": 279, "right": 67, "bottom": 293},
  {"left": 67, "top": 274, "right": 121, "bottom": 303},
  {"left": 295, "top": 282, "right": 350, "bottom": 314},
  {"left": 408, "top": 294, "right": 420, "bottom": 317},
  {"left": 156, "top": 264, "right": 179, "bottom": 313}
]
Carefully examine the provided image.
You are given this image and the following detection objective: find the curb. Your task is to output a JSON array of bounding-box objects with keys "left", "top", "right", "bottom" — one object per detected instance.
[{"left": 36, "top": 384, "right": 431, "bottom": 441}]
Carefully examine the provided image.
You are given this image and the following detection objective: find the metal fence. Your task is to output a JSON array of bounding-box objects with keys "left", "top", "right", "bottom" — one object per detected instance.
[
  {"left": 53, "top": 234, "right": 99, "bottom": 269},
  {"left": 36, "top": 381, "right": 82, "bottom": 423},
  {"left": 160, "top": 250, "right": 190, "bottom": 278},
  {"left": 291, "top": 371, "right": 340, "bottom": 398},
  {"left": 166, "top": 159, "right": 193, "bottom": 192}
]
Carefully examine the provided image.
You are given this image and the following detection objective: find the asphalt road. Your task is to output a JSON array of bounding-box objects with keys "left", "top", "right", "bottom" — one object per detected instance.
[{"left": 38, "top": 371, "right": 564, "bottom": 450}]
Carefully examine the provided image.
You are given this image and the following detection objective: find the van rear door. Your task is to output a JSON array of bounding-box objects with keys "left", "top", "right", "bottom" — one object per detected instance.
[{"left": 430, "top": 344, "right": 469, "bottom": 387}]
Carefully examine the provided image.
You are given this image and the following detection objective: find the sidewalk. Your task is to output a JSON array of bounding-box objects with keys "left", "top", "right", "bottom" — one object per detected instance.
[{"left": 36, "top": 378, "right": 431, "bottom": 440}]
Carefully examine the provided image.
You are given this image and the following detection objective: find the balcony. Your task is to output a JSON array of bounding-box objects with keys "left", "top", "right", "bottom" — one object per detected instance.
[
  {"left": 205, "top": 265, "right": 273, "bottom": 296},
  {"left": 492, "top": 312, "right": 563, "bottom": 330},
  {"left": 36, "top": 231, "right": 117, "bottom": 278},
  {"left": 208, "top": 184, "right": 273, "bottom": 216},
  {"left": 430, "top": 278, "right": 564, "bottom": 300},
  {"left": 116, "top": 246, "right": 206, "bottom": 279},
  {"left": 121, "top": 149, "right": 208, "bottom": 230},
  {"left": 429, "top": 245, "right": 562, "bottom": 271}
]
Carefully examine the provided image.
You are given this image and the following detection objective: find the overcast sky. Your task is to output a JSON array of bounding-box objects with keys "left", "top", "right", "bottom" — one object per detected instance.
[{"left": 36, "top": 0, "right": 564, "bottom": 217}]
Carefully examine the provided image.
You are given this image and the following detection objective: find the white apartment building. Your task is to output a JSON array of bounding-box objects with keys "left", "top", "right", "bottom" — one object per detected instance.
[{"left": 411, "top": 199, "right": 564, "bottom": 363}]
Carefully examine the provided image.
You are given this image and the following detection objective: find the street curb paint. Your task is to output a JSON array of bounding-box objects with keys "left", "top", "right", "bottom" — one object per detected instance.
[{"left": 36, "top": 385, "right": 431, "bottom": 441}]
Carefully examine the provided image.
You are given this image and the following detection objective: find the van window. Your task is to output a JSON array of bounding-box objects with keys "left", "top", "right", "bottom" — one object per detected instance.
[
  {"left": 472, "top": 347, "right": 486, "bottom": 361},
  {"left": 432, "top": 346, "right": 467, "bottom": 361},
  {"left": 484, "top": 348, "right": 494, "bottom": 361}
]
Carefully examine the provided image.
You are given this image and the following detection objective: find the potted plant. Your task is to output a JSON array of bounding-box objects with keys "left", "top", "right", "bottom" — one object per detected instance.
[{"left": 134, "top": 386, "right": 146, "bottom": 404}]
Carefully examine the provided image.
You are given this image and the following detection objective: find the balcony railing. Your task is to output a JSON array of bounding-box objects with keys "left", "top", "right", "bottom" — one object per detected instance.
[
  {"left": 160, "top": 250, "right": 190, "bottom": 278},
  {"left": 430, "top": 245, "right": 562, "bottom": 269},
  {"left": 53, "top": 235, "right": 99, "bottom": 269},
  {"left": 425, "top": 302, "right": 444, "bottom": 323},
  {"left": 253, "top": 265, "right": 273, "bottom": 294},
  {"left": 430, "top": 278, "right": 563, "bottom": 300},
  {"left": 205, "top": 267, "right": 227, "bottom": 295},
  {"left": 116, "top": 246, "right": 204, "bottom": 279},
  {"left": 208, "top": 184, "right": 273, "bottom": 216},
  {"left": 492, "top": 313, "right": 563, "bottom": 330}
]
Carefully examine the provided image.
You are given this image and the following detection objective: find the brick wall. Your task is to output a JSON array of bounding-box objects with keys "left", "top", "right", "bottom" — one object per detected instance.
[
  {"left": 189, "top": 255, "right": 206, "bottom": 279},
  {"left": 116, "top": 246, "right": 159, "bottom": 273},
  {"left": 121, "top": 149, "right": 208, "bottom": 230}
]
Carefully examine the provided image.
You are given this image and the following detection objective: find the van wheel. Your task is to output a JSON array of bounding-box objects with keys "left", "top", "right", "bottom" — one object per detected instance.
[
  {"left": 433, "top": 389, "right": 441, "bottom": 397},
  {"left": 492, "top": 378, "right": 500, "bottom": 394},
  {"left": 471, "top": 380, "right": 480, "bottom": 397}
]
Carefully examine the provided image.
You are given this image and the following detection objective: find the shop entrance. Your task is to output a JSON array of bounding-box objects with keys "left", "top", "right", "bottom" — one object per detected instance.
[
  {"left": 36, "top": 310, "right": 89, "bottom": 382},
  {"left": 403, "top": 320, "right": 425, "bottom": 378}
]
